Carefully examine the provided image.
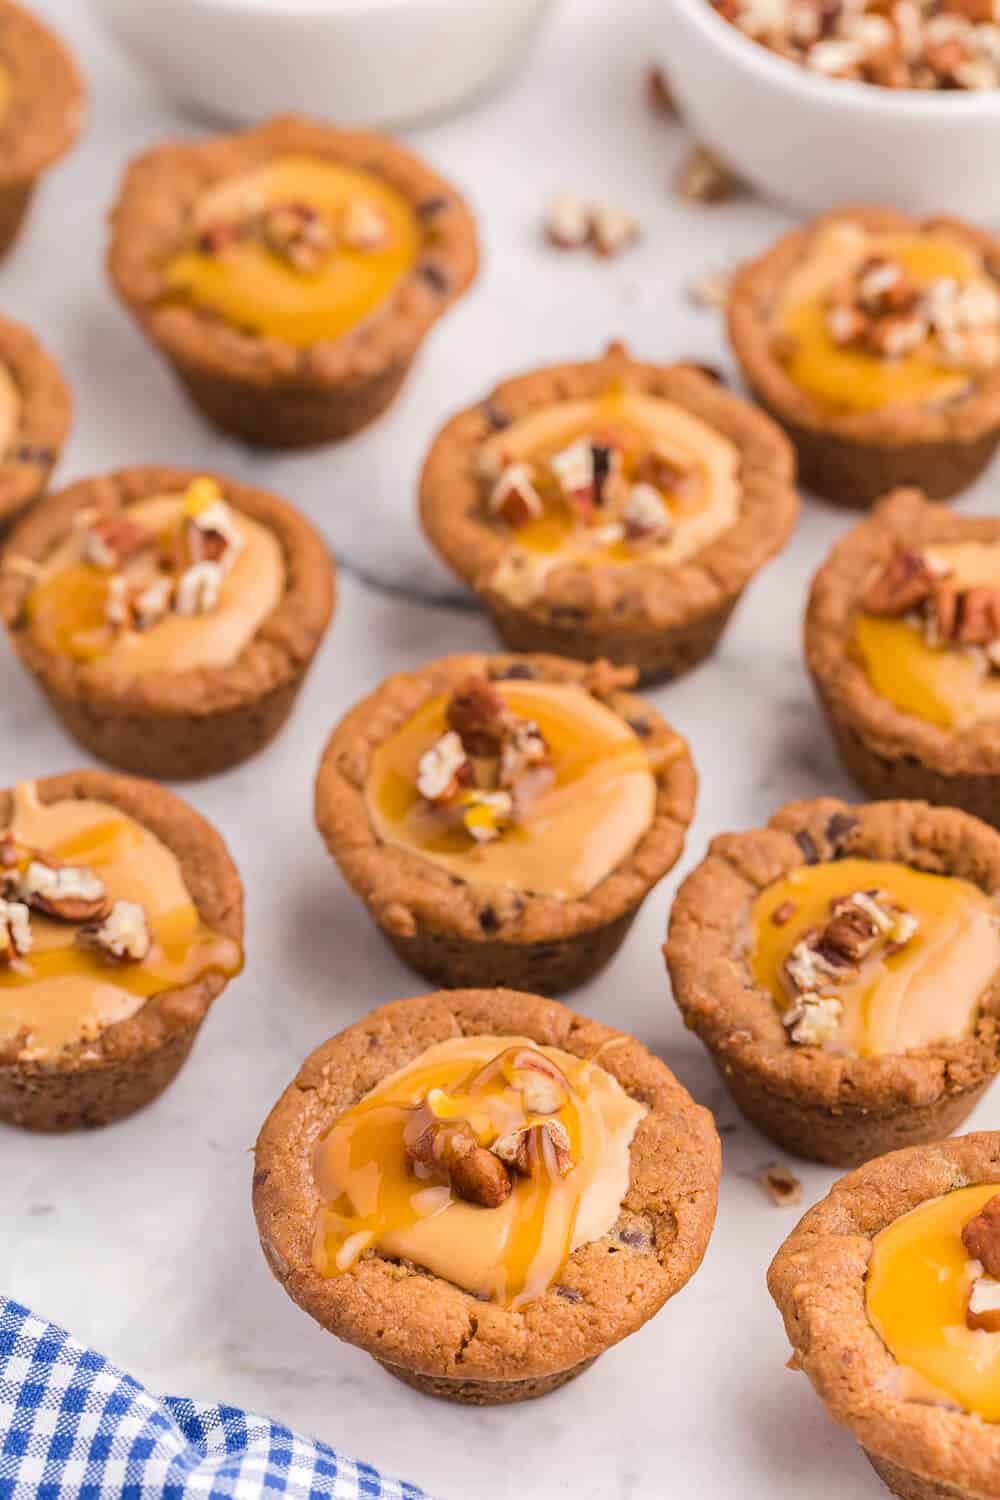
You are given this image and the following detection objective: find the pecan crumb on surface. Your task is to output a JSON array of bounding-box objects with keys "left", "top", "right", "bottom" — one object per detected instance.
[
  {"left": 407, "top": 1118, "right": 512, "bottom": 1209},
  {"left": 674, "top": 144, "right": 743, "bottom": 204},
  {"left": 759, "top": 1162, "right": 803, "bottom": 1207}
]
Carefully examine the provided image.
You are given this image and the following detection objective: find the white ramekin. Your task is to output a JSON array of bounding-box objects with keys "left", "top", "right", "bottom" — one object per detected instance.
[
  {"left": 661, "top": 0, "right": 1000, "bottom": 222},
  {"left": 92, "top": 0, "right": 555, "bottom": 130}
]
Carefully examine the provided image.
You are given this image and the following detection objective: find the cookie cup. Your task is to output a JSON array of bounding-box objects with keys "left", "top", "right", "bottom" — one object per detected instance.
[
  {"left": 314, "top": 652, "right": 697, "bottom": 995},
  {"left": 729, "top": 207, "right": 1000, "bottom": 508},
  {"left": 807, "top": 487, "right": 1000, "bottom": 826},
  {"left": 0, "top": 313, "right": 71, "bottom": 531},
  {"left": 0, "top": 768, "right": 243, "bottom": 1132},
  {"left": 419, "top": 349, "right": 798, "bottom": 684},
  {"left": 769, "top": 1133, "right": 1000, "bottom": 1500},
  {"left": 0, "top": 2, "right": 83, "bottom": 260},
  {"left": 107, "top": 114, "right": 478, "bottom": 448},
  {"left": 0, "top": 465, "right": 335, "bottom": 781},
  {"left": 665, "top": 796, "right": 1000, "bottom": 1167},
  {"left": 253, "top": 987, "right": 721, "bottom": 1405}
]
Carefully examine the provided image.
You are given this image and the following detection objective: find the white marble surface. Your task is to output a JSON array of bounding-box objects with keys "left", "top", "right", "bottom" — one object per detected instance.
[{"left": 5, "top": 3, "right": 1000, "bottom": 1499}]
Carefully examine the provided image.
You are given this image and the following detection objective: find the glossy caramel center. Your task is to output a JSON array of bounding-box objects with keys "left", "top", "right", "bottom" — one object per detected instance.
[
  {"left": 365, "top": 681, "right": 659, "bottom": 899},
  {"left": 312, "top": 1035, "right": 646, "bottom": 1308},
  {"left": 751, "top": 858, "right": 1000, "bottom": 1056},
  {"left": 165, "top": 154, "right": 421, "bottom": 347}
]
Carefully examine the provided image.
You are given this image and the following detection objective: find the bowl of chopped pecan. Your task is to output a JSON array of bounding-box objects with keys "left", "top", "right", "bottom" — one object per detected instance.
[{"left": 662, "top": 0, "right": 1000, "bottom": 219}]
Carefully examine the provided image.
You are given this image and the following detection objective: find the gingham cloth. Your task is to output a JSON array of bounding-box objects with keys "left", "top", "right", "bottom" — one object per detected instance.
[{"left": 0, "top": 1297, "right": 435, "bottom": 1500}]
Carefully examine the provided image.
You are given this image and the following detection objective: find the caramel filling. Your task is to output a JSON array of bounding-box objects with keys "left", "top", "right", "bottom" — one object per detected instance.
[
  {"left": 486, "top": 390, "right": 740, "bottom": 606},
  {"left": 855, "top": 542, "right": 1000, "bottom": 730},
  {"left": 25, "top": 493, "right": 284, "bottom": 673},
  {"left": 165, "top": 154, "right": 421, "bottom": 347},
  {"left": 312, "top": 1035, "right": 646, "bottom": 1308},
  {"left": 0, "top": 783, "right": 242, "bottom": 1060},
  {"left": 867, "top": 1184, "right": 1000, "bottom": 1422},
  {"left": 751, "top": 858, "right": 1000, "bottom": 1056},
  {"left": 776, "top": 222, "right": 991, "bottom": 412},
  {"left": 366, "top": 681, "right": 659, "bottom": 899}
]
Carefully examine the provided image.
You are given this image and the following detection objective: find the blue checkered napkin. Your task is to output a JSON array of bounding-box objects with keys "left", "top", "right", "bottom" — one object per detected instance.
[{"left": 0, "top": 1296, "right": 434, "bottom": 1500}]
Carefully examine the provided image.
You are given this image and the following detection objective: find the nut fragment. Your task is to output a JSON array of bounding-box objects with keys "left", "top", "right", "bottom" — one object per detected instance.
[
  {"left": 783, "top": 994, "right": 843, "bottom": 1046},
  {"left": 446, "top": 676, "right": 510, "bottom": 755},
  {"left": 489, "top": 463, "right": 544, "bottom": 527},
  {"left": 0, "top": 898, "right": 31, "bottom": 963},
  {"left": 544, "top": 192, "right": 591, "bottom": 250},
  {"left": 508, "top": 1049, "right": 569, "bottom": 1115},
  {"left": 18, "top": 859, "right": 107, "bottom": 923},
  {"left": 339, "top": 198, "right": 390, "bottom": 252},
  {"left": 76, "top": 899, "right": 151, "bottom": 964},
  {"left": 492, "top": 1119, "right": 574, "bottom": 1178},
  {"left": 967, "top": 1272, "right": 1000, "bottom": 1331},
  {"left": 622, "top": 483, "right": 672, "bottom": 542},
  {"left": 591, "top": 203, "right": 641, "bottom": 258},
  {"left": 674, "top": 144, "right": 741, "bottom": 204},
  {"left": 81, "top": 516, "right": 150, "bottom": 571},
  {"left": 261, "top": 200, "right": 333, "bottom": 271},
  {"left": 407, "top": 1119, "right": 512, "bottom": 1208},
  {"left": 962, "top": 1194, "right": 1000, "bottom": 1278},
  {"left": 416, "top": 731, "right": 470, "bottom": 804},
  {"left": 461, "top": 789, "right": 513, "bottom": 844},
  {"left": 862, "top": 549, "right": 939, "bottom": 616},
  {"left": 175, "top": 561, "right": 223, "bottom": 616},
  {"left": 759, "top": 1162, "right": 802, "bottom": 1207}
]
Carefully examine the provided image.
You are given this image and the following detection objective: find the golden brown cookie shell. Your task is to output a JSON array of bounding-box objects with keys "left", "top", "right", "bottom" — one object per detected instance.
[
  {"left": 314, "top": 652, "right": 697, "bottom": 993},
  {"left": 0, "top": 464, "right": 336, "bottom": 780},
  {"left": 0, "top": 768, "right": 244, "bottom": 1131},
  {"left": 665, "top": 796, "right": 1000, "bottom": 1164},
  {"left": 252, "top": 987, "right": 721, "bottom": 1398},
  {"left": 769, "top": 1133, "right": 1000, "bottom": 1498},
  {"left": 107, "top": 114, "right": 478, "bottom": 447},
  {"left": 807, "top": 487, "right": 1000, "bottom": 815},
  {"left": 0, "top": 312, "right": 71, "bottom": 529},
  {"left": 419, "top": 348, "right": 798, "bottom": 681},
  {"left": 728, "top": 207, "right": 1000, "bottom": 508}
]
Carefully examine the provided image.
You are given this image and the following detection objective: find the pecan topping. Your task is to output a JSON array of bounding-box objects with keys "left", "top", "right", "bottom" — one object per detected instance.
[
  {"left": 446, "top": 676, "right": 510, "bottom": 756},
  {"left": 493, "top": 1119, "right": 574, "bottom": 1178},
  {"left": 862, "top": 549, "right": 939, "bottom": 615},
  {"left": 489, "top": 463, "right": 544, "bottom": 528},
  {"left": 17, "top": 859, "right": 108, "bottom": 923},
  {"left": 261, "top": 201, "right": 333, "bottom": 271},
  {"left": 81, "top": 516, "right": 151, "bottom": 572},
  {"left": 967, "top": 1274, "right": 1000, "bottom": 1332},
  {"left": 0, "top": 898, "right": 31, "bottom": 964},
  {"left": 543, "top": 194, "right": 640, "bottom": 257},
  {"left": 783, "top": 994, "right": 843, "bottom": 1046},
  {"left": 461, "top": 789, "right": 513, "bottom": 844},
  {"left": 507, "top": 1049, "right": 569, "bottom": 1115},
  {"left": 417, "top": 731, "right": 472, "bottom": 804},
  {"left": 76, "top": 900, "right": 151, "bottom": 964},
  {"left": 175, "top": 561, "right": 223, "bottom": 617},
  {"left": 407, "top": 1119, "right": 512, "bottom": 1208},
  {"left": 962, "top": 1193, "right": 1000, "bottom": 1278}
]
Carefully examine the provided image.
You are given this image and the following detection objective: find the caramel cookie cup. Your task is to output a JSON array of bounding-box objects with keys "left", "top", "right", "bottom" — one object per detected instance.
[
  {"left": 253, "top": 987, "right": 720, "bottom": 1405},
  {"left": 665, "top": 796, "right": 1000, "bottom": 1167},
  {"left": 0, "top": 313, "right": 71, "bottom": 531},
  {"left": 419, "top": 346, "right": 798, "bottom": 684},
  {"left": 0, "top": 465, "right": 335, "bottom": 781},
  {"left": 0, "top": 2, "right": 83, "bottom": 260},
  {"left": 107, "top": 114, "right": 478, "bottom": 448},
  {"left": 769, "top": 1134, "right": 1000, "bottom": 1500},
  {"left": 314, "top": 653, "right": 697, "bottom": 995},
  {"left": 0, "top": 769, "right": 243, "bottom": 1132},
  {"left": 807, "top": 488, "right": 1000, "bottom": 825},
  {"left": 729, "top": 207, "right": 1000, "bottom": 508}
]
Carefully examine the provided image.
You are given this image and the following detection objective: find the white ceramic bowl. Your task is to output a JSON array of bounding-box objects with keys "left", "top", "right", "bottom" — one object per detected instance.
[
  {"left": 661, "top": 0, "right": 1000, "bottom": 221},
  {"left": 93, "top": 0, "right": 555, "bottom": 130}
]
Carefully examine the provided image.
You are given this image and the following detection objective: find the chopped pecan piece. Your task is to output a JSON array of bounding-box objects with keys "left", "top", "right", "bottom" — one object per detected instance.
[
  {"left": 498, "top": 719, "right": 550, "bottom": 790},
  {"left": 76, "top": 900, "right": 151, "bottom": 964},
  {"left": 820, "top": 898, "right": 882, "bottom": 964},
  {"left": 760, "top": 1163, "right": 802, "bottom": 1207},
  {"left": 18, "top": 859, "right": 108, "bottom": 923},
  {"left": 591, "top": 203, "right": 641, "bottom": 258},
  {"left": 407, "top": 1119, "right": 512, "bottom": 1208},
  {"left": 956, "top": 586, "right": 1000, "bottom": 645},
  {"left": 493, "top": 1119, "right": 573, "bottom": 1178},
  {"left": 862, "top": 549, "right": 940, "bottom": 616},
  {"left": 446, "top": 676, "right": 510, "bottom": 756},
  {"left": 622, "top": 483, "right": 673, "bottom": 543},
  {"left": 962, "top": 1193, "right": 1000, "bottom": 1278},
  {"left": 339, "top": 198, "right": 389, "bottom": 252},
  {"left": 967, "top": 1273, "right": 1000, "bottom": 1332},
  {"left": 489, "top": 463, "right": 543, "bottom": 527},
  {"left": 416, "top": 731, "right": 471, "bottom": 804},
  {"left": 0, "top": 898, "right": 31, "bottom": 963},
  {"left": 857, "top": 256, "right": 918, "bottom": 316},
  {"left": 175, "top": 561, "right": 223, "bottom": 617},
  {"left": 674, "top": 143, "right": 741, "bottom": 203},
  {"left": 461, "top": 790, "right": 513, "bottom": 844},
  {"left": 261, "top": 200, "right": 333, "bottom": 271},
  {"left": 783, "top": 994, "right": 842, "bottom": 1046},
  {"left": 544, "top": 193, "right": 591, "bottom": 250},
  {"left": 508, "top": 1049, "right": 569, "bottom": 1115},
  {"left": 81, "top": 516, "right": 151, "bottom": 571}
]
